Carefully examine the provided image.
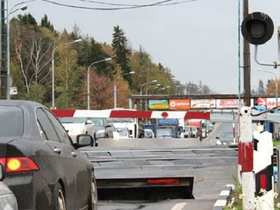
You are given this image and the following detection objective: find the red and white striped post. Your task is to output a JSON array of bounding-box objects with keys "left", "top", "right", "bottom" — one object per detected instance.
[
  {"left": 253, "top": 126, "right": 274, "bottom": 210},
  {"left": 238, "top": 107, "right": 256, "bottom": 210}
]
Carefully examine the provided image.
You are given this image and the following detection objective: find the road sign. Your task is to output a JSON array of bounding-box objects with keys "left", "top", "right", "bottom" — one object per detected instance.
[{"left": 9, "top": 87, "right": 18, "bottom": 96}]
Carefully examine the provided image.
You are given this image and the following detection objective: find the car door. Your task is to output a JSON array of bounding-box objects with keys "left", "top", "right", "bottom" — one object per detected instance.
[
  {"left": 36, "top": 108, "right": 77, "bottom": 210},
  {"left": 44, "top": 109, "right": 91, "bottom": 210}
]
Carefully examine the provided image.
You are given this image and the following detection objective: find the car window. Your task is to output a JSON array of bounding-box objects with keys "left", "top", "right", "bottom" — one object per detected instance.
[
  {"left": 45, "top": 110, "right": 73, "bottom": 145},
  {"left": 36, "top": 108, "right": 60, "bottom": 142},
  {"left": 0, "top": 106, "right": 23, "bottom": 137}
]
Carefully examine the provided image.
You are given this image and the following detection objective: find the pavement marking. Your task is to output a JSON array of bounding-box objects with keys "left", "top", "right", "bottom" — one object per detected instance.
[
  {"left": 171, "top": 202, "right": 187, "bottom": 210},
  {"left": 219, "top": 190, "right": 230, "bottom": 196},
  {"left": 214, "top": 200, "right": 227, "bottom": 207}
]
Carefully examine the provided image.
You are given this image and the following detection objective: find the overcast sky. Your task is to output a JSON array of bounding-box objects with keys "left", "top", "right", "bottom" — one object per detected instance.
[{"left": 13, "top": 0, "right": 280, "bottom": 94}]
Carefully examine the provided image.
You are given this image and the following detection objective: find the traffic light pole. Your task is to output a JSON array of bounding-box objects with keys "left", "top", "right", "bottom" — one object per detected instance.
[
  {"left": 243, "top": 0, "right": 251, "bottom": 106},
  {"left": 0, "top": 0, "right": 7, "bottom": 99}
]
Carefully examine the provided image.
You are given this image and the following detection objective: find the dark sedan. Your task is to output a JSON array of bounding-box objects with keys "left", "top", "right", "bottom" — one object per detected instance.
[{"left": 0, "top": 100, "right": 97, "bottom": 210}]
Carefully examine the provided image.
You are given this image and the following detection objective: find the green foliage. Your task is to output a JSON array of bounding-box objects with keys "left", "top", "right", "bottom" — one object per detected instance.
[
  {"left": 112, "top": 25, "right": 132, "bottom": 84},
  {"left": 40, "top": 15, "right": 55, "bottom": 32},
  {"left": 17, "top": 14, "right": 37, "bottom": 26},
  {"left": 9, "top": 13, "right": 212, "bottom": 108},
  {"left": 26, "top": 83, "right": 47, "bottom": 103}
]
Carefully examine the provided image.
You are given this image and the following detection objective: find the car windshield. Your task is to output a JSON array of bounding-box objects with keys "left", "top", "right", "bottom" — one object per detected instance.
[
  {"left": 0, "top": 106, "right": 24, "bottom": 137},
  {"left": 87, "top": 118, "right": 105, "bottom": 126},
  {"left": 157, "top": 128, "right": 172, "bottom": 137}
]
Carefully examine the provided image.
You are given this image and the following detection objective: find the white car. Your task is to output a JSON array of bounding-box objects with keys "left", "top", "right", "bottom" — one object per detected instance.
[{"left": 58, "top": 117, "right": 106, "bottom": 142}]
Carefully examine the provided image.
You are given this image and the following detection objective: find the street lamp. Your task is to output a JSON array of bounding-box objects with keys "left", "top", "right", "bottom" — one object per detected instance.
[
  {"left": 139, "top": 79, "right": 158, "bottom": 95},
  {"left": 51, "top": 39, "right": 82, "bottom": 108},
  {"left": 113, "top": 71, "right": 135, "bottom": 108},
  {"left": 6, "top": 2, "right": 28, "bottom": 99},
  {"left": 87, "top": 57, "right": 112, "bottom": 110}
]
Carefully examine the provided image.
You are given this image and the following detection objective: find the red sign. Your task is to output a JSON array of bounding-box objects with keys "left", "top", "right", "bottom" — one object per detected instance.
[
  {"left": 216, "top": 99, "right": 239, "bottom": 109},
  {"left": 169, "top": 99, "right": 191, "bottom": 110}
]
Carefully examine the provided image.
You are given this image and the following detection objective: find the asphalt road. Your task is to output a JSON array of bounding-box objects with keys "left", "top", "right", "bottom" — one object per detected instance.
[{"left": 80, "top": 122, "right": 237, "bottom": 210}]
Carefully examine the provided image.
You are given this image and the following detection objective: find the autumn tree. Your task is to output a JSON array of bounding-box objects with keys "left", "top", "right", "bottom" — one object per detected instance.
[{"left": 11, "top": 14, "right": 55, "bottom": 102}]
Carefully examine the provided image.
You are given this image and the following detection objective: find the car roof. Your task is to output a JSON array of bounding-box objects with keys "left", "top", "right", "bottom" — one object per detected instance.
[{"left": 0, "top": 100, "right": 45, "bottom": 109}]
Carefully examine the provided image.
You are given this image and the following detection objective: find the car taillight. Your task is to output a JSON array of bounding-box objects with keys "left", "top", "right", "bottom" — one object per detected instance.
[
  {"left": 0, "top": 157, "right": 39, "bottom": 174},
  {"left": 147, "top": 178, "right": 180, "bottom": 186}
]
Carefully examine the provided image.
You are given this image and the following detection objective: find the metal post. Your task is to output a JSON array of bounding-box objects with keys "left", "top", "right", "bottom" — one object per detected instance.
[
  {"left": 0, "top": 0, "right": 7, "bottom": 99},
  {"left": 0, "top": 1, "right": 2, "bottom": 98},
  {"left": 51, "top": 49, "right": 55, "bottom": 108},
  {"left": 87, "top": 66, "right": 90, "bottom": 110},
  {"left": 243, "top": 0, "right": 251, "bottom": 106},
  {"left": 113, "top": 81, "right": 117, "bottom": 108},
  {"left": 276, "top": 77, "right": 278, "bottom": 107},
  {"left": 6, "top": 0, "right": 9, "bottom": 99}
]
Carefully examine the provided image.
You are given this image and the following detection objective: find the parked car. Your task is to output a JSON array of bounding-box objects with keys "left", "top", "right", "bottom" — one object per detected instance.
[
  {"left": 0, "top": 165, "right": 18, "bottom": 210},
  {"left": 0, "top": 100, "right": 97, "bottom": 210},
  {"left": 59, "top": 117, "right": 106, "bottom": 143}
]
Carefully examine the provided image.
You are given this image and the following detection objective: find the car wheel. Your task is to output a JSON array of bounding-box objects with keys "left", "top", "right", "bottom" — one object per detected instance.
[
  {"left": 54, "top": 183, "right": 67, "bottom": 210},
  {"left": 88, "top": 176, "right": 98, "bottom": 210}
]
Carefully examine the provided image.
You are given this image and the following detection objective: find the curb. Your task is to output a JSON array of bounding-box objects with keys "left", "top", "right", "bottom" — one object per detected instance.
[{"left": 213, "top": 184, "right": 235, "bottom": 210}]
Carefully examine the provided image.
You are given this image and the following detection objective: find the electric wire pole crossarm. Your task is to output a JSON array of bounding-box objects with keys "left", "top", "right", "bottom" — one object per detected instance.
[{"left": 87, "top": 57, "right": 112, "bottom": 110}]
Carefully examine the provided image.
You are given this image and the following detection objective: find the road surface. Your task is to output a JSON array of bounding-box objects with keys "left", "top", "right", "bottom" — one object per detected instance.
[{"left": 80, "top": 122, "right": 237, "bottom": 210}]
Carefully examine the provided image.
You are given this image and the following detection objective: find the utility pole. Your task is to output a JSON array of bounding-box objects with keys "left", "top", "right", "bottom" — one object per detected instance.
[
  {"left": 0, "top": 0, "right": 7, "bottom": 99},
  {"left": 243, "top": 0, "right": 251, "bottom": 106}
]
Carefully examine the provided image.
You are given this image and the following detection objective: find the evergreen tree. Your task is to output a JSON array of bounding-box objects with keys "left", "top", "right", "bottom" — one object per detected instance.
[
  {"left": 112, "top": 26, "right": 131, "bottom": 84},
  {"left": 18, "top": 14, "right": 37, "bottom": 26},
  {"left": 40, "top": 15, "right": 54, "bottom": 32}
]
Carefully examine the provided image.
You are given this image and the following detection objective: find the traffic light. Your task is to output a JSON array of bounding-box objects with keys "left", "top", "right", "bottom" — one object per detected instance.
[{"left": 241, "top": 12, "right": 274, "bottom": 45}]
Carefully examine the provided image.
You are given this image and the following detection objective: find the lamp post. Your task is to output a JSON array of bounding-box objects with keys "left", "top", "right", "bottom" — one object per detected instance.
[
  {"left": 113, "top": 71, "right": 135, "bottom": 108},
  {"left": 139, "top": 79, "right": 158, "bottom": 95},
  {"left": 51, "top": 39, "right": 82, "bottom": 109},
  {"left": 139, "top": 79, "right": 158, "bottom": 110},
  {"left": 87, "top": 57, "right": 112, "bottom": 110},
  {"left": 6, "top": 1, "right": 28, "bottom": 99}
]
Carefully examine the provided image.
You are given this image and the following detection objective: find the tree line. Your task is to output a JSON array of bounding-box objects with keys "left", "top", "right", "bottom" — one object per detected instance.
[{"left": 9, "top": 14, "right": 212, "bottom": 109}]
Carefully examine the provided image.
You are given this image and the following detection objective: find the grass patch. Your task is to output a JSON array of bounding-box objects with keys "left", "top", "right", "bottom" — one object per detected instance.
[
  {"left": 274, "top": 140, "right": 280, "bottom": 147},
  {"left": 224, "top": 180, "right": 242, "bottom": 210}
]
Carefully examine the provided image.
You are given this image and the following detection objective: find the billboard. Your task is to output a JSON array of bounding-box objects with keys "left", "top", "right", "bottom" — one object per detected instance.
[
  {"left": 169, "top": 99, "right": 191, "bottom": 110},
  {"left": 255, "top": 98, "right": 279, "bottom": 110},
  {"left": 191, "top": 99, "right": 216, "bottom": 109},
  {"left": 148, "top": 100, "right": 169, "bottom": 110},
  {"left": 216, "top": 99, "right": 239, "bottom": 109}
]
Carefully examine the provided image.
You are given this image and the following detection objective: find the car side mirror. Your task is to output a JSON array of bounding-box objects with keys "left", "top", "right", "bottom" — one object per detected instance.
[
  {"left": 0, "top": 164, "right": 5, "bottom": 181},
  {"left": 76, "top": 134, "right": 94, "bottom": 148}
]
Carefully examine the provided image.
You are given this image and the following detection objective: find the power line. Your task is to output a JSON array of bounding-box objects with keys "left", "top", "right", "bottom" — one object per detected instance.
[
  {"left": 75, "top": 0, "right": 169, "bottom": 7},
  {"left": 40, "top": 0, "right": 198, "bottom": 11},
  {"left": 76, "top": 0, "right": 197, "bottom": 7}
]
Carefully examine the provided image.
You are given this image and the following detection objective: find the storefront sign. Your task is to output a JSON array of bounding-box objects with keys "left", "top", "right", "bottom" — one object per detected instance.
[
  {"left": 191, "top": 99, "right": 216, "bottom": 109},
  {"left": 216, "top": 99, "right": 239, "bottom": 109},
  {"left": 169, "top": 99, "right": 191, "bottom": 110}
]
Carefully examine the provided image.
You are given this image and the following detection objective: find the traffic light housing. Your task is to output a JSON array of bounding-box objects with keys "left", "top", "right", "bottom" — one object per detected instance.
[{"left": 241, "top": 12, "right": 274, "bottom": 45}]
